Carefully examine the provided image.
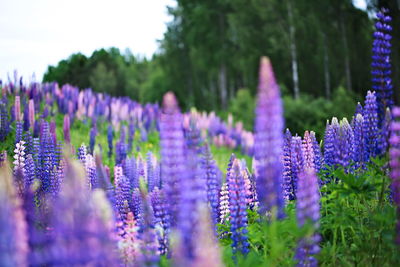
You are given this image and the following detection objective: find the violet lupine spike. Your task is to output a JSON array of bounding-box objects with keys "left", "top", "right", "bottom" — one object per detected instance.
[
  {"left": 147, "top": 152, "right": 155, "bottom": 192},
  {"left": 283, "top": 129, "right": 293, "bottom": 201},
  {"left": 132, "top": 188, "right": 144, "bottom": 227},
  {"left": 138, "top": 187, "right": 160, "bottom": 267},
  {"left": 228, "top": 159, "right": 249, "bottom": 256},
  {"left": 116, "top": 175, "right": 131, "bottom": 223},
  {"left": 107, "top": 125, "right": 113, "bottom": 159},
  {"left": 338, "top": 118, "right": 355, "bottom": 169},
  {"left": 160, "top": 92, "right": 186, "bottom": 226},
  {"left": 219, "top": 183, "right": 229, "bottom": 224},
  {"left": 302, "top": 131, "right": 315, "bottom": 171},
  {"left": 128, "top": 121, "right": 135, "bottom": 152},
  {"left": 50, "top": 159, "right": 118, "bottom": 265},
  {"left": 294, "top": 169, "right": 321, "bottom": 267},
  {"left": 23, "top": 105, "right": 30, "bottom": 131},
  {"left": 15, "top": 121, "right": 23, "bottom": 144},
  {"left": 123, "top": 156, "right": 137, "bottom": 191},
  {"left": 352, "top": 114, "right": 365, "bottom": 169},
  {"left": 254, "top": 56, "right": 285, "bottom": 218},
  {"left": 372, "top": 8, "right": 393, "bottom": 126},
  {"left": 363, "top": 91, "right": 379, "bottom": 161},
  {"left": 0, "top": 161, "right": 29, "bottom": 267},
  {"left": 63, "top": 114, "right": 71, "bottom": 144},
  {"left": 89, "top": 127, "right": 97, "bottom": 154},
  {"left": 22, "top": 131, "right": 33, "bottom": 156},
  {"left": 202, "top": 144, "right": 221, "bottom": 228},
  {"left": 310, "top": 131, "right": 322, "bottom": 173},
  {"left": 177, "top": 148, "right": 207, "bottom": 261},
  {"left": 323, "top": 118, "right": 340, "bottom": 168},
  {"left": 389, "top": 106, "right": 400, "bottom": 245},
  {"left": 379, "top": 107, "right": 392, "bottom": 154},
  {"left": 151, "top": 187, "right": 170, "bottom": 255},
  {"left": 85, "top": 154, "right": 97, "bottom": 189},
  {"left": 23, "top": 154, "right": 35, "bottom": 190},
  {"left": 0, "top": 102, "right": 10, "bottom": 141},
  {"left": 77, "top": 144, "right": 88, "bottom": 166},
  {"left": 290, "top": 136, "right": 304, "bottom": 200}
]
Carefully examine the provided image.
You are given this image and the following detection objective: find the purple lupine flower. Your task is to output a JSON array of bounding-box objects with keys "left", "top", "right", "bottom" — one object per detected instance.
[
  {"left": 290, "top": 136, "right": 304, "bottom": 200},
  {"left": 63, "top": 114, "right": 71, "bottom": 144},
  {"left": 0, "top": 102, "right": 10, "bottom": 141},
  {"left": 202, "top": 144, "right": 221, "bottom": 228},
  {"left": 23, "top": 104, "right": 30, "bottom": 131},
  {"left": 128, "top": 121, "right": 135, "bottom": 152},
  {"left": 9, "top": 105, "right": 15, "bottom": 123},
  {"left": 150, "top": 187, "right": 170, "bottom": 255},
  {"left": 0, "top": 161, "right": 29, "bottom": 267},
  {"left": 352, "top": 113, "right": 365, "bottom": 169},
  {"left": 50, "top": 159, "right": 118, "bottom": 265},
  {"left": 324, "top": 118, "right": 340, "bottom": 168},
  {"left": 138, "top": 186, "right": 160, "bottom": 267},
  {"left": 123, "top": 156, "right": 137, "bottom": 191},
  {"left": 116, "top": 141, "right": 128, "bottom": 165},
  {"left": 283, "top": 129, "right": 293, "bottom": 201},
  {"left": 95, "top": 155, "right": 116, "bottom": 211},
  {"left": 379, "top": 107, "right": 392, "bottom": 155},
  {"left": 116, "top": 174, "right": 131, "bottom": 223},
  {"left": 132, "top": 187, "right": 143, "bottom": 227},
  {"left": 389, "top": 106, "right": 400, "bottom": 245},
  {"left": 23, "top": 154, "right": 35, "bottom": 189},
  {"left": 254, "top": 57, "right": 284, "bottom": 218},
  {"left": 176, "top": 147, "right": 207, "bottom": 261},
  {"left": 338, "top": 118, "right": 354, "bottom": 168},
  {"left": 363, "top": 91, "right": 379, "bottom": 161},
  {"left": 228, "top": 159, "right": 249, "bottom": 256},
  {"left": 23, "top": 131, "right": 33, "bottom": 156},
  {"left": 107, "top": 125, "right": 113, "bottom": 158},
  {"left": 147, "top": 152, "right": 156, "bottom": 192},
  {"left": 15, "top": 121, "right": 23, "bottom": 144},
  {"left": 159, "top": 92, "right": 186, "bottom": 226},
  {"left": 302, "top": 131, "right": 315, "bottom": 171},
  {"left": 89, "top": 127, "right": 97, "bottom": 154},
  {"left": 38, "top": 122, "right": 56, "bottom": 193},
  {"left": 294, "top": 169, "right": 321, "bottom": 267},
  {"left": 310, "top": 131, "right": 322, "bottom": 173},
  {"left": 77, "top": 144, "right": 87, "bottom": 165},
  {"left": 85, "top": 154, "right": 97, "bottom": 189},
  {"left": 372, "top": 8, "right": 393, "bottom": 126}
]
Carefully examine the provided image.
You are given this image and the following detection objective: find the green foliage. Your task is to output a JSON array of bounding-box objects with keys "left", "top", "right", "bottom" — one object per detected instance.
[
  {"left": 284, "top": 87, "right": 358, "bottom": 137},
  {"left": 227, "top": 89, "right": 255, "bottom": 131}
]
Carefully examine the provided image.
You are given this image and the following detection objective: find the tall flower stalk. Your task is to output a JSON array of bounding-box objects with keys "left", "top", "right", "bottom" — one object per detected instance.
[{"left": 254, "top": 56, "right": 285, "bottom": 218}]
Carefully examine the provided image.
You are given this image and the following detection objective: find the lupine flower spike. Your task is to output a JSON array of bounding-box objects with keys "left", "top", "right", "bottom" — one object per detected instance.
[{"left": 254, "top": 56, "right": 285, "bottom": 218}]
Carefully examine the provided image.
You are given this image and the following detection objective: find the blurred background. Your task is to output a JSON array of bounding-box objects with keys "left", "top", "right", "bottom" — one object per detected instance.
[{"left": 1, "top": 0, "right": 399, "bottom": 135}]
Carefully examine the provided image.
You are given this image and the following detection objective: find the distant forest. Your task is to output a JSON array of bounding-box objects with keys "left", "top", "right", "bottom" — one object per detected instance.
[{"left": 43, "top": 0, "right": 400, "bottom": 133}]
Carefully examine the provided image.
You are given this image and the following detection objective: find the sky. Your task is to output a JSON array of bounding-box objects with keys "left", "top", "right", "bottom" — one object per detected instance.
[{"left": 0, "top": 0, "right": 176, "bottom": 82}]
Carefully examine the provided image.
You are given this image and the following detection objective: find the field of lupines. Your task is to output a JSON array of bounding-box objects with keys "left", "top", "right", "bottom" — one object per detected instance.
[{"left": 1, "top": 8, "right": 400, "bottom": 267}]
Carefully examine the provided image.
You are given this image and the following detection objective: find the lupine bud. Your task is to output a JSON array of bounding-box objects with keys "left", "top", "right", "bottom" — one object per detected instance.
[
  {"left": 283, "top": 129, "right": 293, "bottom": 201},
  {"left": 15, "top": 95, "right": 21, "bottom": 121},
  {"left": 29, "top": 99, "right": 35, "bottom": 129},
  {"left": 219, "top": 183, "right": 229, "bottom": 224},
  {"left": 352, "top": 113, "right": 365, "bottom": 169}
]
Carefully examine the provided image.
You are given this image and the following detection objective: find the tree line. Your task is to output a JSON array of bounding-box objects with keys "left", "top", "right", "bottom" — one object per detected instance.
[{"left": 43, "top": 0, "right": 400, "bottom": 113}]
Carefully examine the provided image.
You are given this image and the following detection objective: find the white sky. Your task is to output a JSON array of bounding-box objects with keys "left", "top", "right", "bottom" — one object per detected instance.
[{"left": 0, "top": 0, "right": 176, "bottom": 82}]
